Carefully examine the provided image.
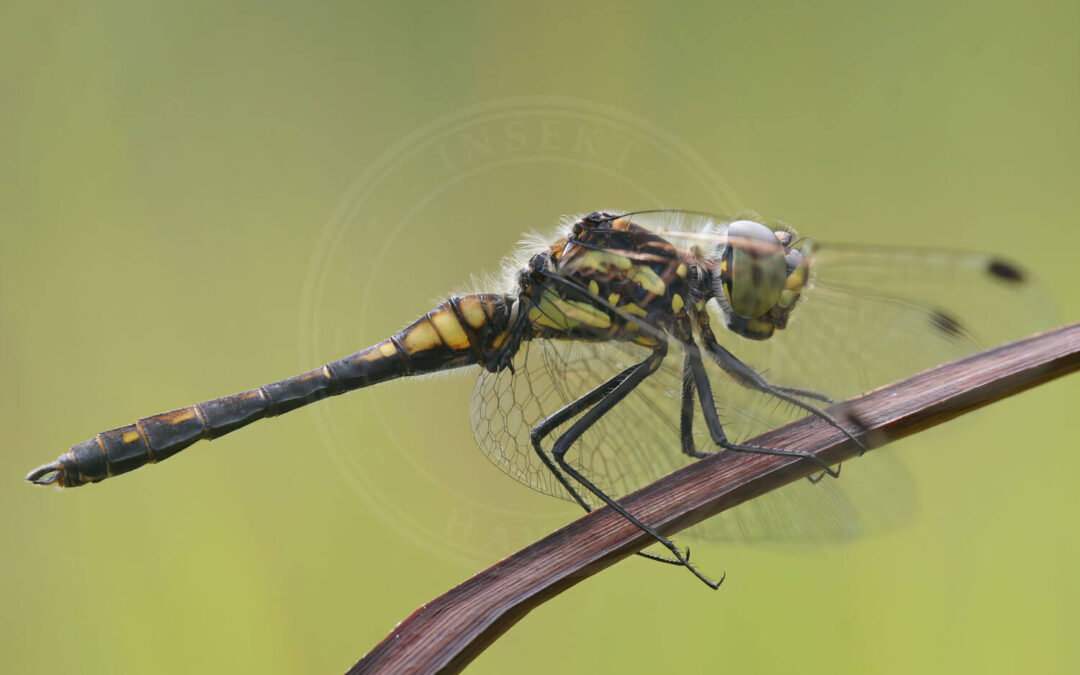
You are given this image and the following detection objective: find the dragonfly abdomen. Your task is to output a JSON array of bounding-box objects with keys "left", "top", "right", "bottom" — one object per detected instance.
[{"left": 27, "top": 294, "right": 519, "bottom": 488}]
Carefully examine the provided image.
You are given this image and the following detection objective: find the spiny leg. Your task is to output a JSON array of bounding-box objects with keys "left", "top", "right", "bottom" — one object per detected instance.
[
  {"left": 680, "top": 353, "right": 712, "bottom": 459},
  {"left": 530, "top": 361, "right": 688, "bottom": 568},
  {"left": 687, "top": 346, "right": 835, "bottom": 483},
  {"left": 700, "top": 331, "right": 866, "bottom": 460},
  {"left": 770, "top": 384, "right": 834, "bottom": 404},
  {"left": 685, "top": 344, "right": 841, "bottom": 478},
  {"left": 762, "top": 381, "right": 847, "bottom": 465},
  {"left": 547, "top": 345, "right": 722, "bottom": 589}
]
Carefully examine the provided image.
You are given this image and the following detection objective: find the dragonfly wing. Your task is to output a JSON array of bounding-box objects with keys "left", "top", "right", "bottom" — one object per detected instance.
[
  {"left": 682, "top": 239, "right": 1054, "bottom": 543},
  {"left": 472, "top": 211, "right": 1054, "bottom": 545},
  {"left": 697, "top": 241, "right": 1056, "bottom": 435},
  {"left": 471, "top": 337, "right": 679, "bottom": 505},
  {"left": 471, "top": 335, "right": 903, "bottom": 544}
]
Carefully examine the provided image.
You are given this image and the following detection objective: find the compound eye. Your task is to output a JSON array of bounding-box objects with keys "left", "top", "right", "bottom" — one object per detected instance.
[{"left": 725, "top": 220, "right": 786, "bottom": 318}]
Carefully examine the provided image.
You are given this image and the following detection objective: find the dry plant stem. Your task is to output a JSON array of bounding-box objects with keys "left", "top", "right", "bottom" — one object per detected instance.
[{"left": 349, "top": 322, "right": 1080, "bottom": 675}]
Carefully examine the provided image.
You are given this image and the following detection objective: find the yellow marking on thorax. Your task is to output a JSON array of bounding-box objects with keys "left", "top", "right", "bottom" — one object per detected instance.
[
  {"left": 588, "top": 280, "right": 599, "bottom": 296},
  {"left": 529, "top": 290, "right": 611, "bottom": 332},
  {"left": 429, "top": 305, "right": 471, "bottom": 350},
  {"left": 620, "top": 303, "right": 648, "bottom": 317},
  {"left": 456, "top": 296, "right": 488, "bottom": 330},
  {"left": 608, "top": 292, "right": 620, "bottom": 305},
  {"left": 628, "top": 265, "right": 666, "bottom": 296},
  {"left": 528, "top": 307, "right": 563, "bottom": 331},
  {"left": 573, "top": 249, "right": 632, "bottom": 273},
  {"left": 672, "top": 294, "right": 684, "bottom": 313},
  {"left": 561, "top": 299, "right": 611, "bottom": 328},
  {"left": 122, "top": 430, "right": 140, "bottom": 444},
  {"left": 401, "top": 318, "right": 443, "bottom": 354},
  {"left": 676, "top": 263, "right": 688, "bottom": 277}
]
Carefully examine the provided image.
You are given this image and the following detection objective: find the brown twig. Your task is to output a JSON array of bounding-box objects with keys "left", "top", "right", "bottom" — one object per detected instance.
[{"left": 349, "top": 322, "right": 1080, "bottom": 674}]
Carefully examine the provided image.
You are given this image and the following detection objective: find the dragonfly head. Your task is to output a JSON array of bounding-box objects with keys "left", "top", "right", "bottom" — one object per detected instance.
[{"left": 710, "top": 219, "right": 813, "bottom": 341}]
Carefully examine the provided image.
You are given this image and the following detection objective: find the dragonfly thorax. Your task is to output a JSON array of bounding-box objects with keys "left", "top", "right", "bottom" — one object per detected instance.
[
  {"left": 516, "top": 212, "right": 698, "bottom": 346},
  {"left": 515, "top": 212, "right": 814, "bottom": 345}
]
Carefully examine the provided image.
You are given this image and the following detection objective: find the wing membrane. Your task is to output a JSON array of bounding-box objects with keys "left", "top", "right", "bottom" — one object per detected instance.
[{"left": 470, "top": 210, "right": 1055, "bottom": 544}]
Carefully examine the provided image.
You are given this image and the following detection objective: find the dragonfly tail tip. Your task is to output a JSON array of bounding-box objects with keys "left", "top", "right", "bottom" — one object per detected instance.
[{"left": 25, "top": 462, "right": 63, "bottom": 487}]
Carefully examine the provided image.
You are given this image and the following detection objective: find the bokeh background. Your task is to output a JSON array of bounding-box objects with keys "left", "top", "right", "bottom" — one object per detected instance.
[{"left": 2, "top": 2, "right": 1078, "bottom": 673}]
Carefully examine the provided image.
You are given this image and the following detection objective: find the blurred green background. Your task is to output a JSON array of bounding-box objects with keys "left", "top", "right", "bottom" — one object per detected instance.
[{"left": 2, "top": 1, "right": 1078, "bottom": 673}]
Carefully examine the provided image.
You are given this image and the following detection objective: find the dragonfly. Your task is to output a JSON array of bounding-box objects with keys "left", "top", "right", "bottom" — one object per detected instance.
[{"left": 26, "top": 210, "right": 1051, "bottom": 587}]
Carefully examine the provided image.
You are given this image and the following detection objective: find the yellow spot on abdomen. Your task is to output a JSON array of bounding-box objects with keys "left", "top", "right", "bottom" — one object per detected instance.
[
  {"left": 122, "top": 430, "right": 140, "bottom": 443},
  {"left": 355, "top": 341, "right": 397, "bottom": 363},
  {"left": 456, "top": 296, "right": 488, "bottom": 330},
  {"left": 401, "top": 318, "right": 443, "bottom": 354},
  {"left": 168, "top": 409, "right": 197, "bottom": 425},
  {"left": 429, "top": 306, "right": 471, "bottom": 350},
  {"left": 378, "top": 341, "right": 398, "bottom": 357}
]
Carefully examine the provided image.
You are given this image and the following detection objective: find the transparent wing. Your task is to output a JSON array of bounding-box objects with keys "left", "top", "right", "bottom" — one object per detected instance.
[
  {"left": 700, "top": 242, "right": 1056, "bottom": 430},
  {"left": 473, "top": 336, "right": 868, "bottom": 542},
  {"left": 472, "top": 335, "right": 916, "bottom": 544},
  {"left": 596, "top": 209, "right": 1055, "bottom": 431},
  {"left": 470, "top": 210, "right": 1055, "bottom": 544}
]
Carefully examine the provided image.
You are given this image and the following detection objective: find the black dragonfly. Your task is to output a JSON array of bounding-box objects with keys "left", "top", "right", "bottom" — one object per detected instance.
[{"left": 27, "top": 210, "right": 1051, "bottom": 587}]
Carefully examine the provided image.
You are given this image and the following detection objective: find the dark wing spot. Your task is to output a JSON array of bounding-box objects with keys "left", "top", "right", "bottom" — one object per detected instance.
[
  {"left": 930, "top": 310, "right": 965, "bottom": 337},
  {"left": 987, "top": 259, "right": 1025, "bottom": 283}
]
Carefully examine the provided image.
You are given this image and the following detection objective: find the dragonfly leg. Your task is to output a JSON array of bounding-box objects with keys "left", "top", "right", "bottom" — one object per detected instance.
[
  {"left": 545, "top": 345, "right": 723, "bottom": 589},
  {"left": 529, "top": 365, "right": 634, "bottom": 514},
  {"left": 769, "top": 385, "right": 834, "bottom": 404},
  {"left": 806, "top": 464, "right": 842, "bottom": 484},
  {"left": 530, "top": 359, "right": 690, "bottom": 568},
  {"left": 685, "top": 345, "right": 841, "bottom": 478},
  {"left": 680, "top": 354, "right": 713, "bottom": 459},
  {"left": 700, "top": 333, "right": 867, "bottom": 458}
]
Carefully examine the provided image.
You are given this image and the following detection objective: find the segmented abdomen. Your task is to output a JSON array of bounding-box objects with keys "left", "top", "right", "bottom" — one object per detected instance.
[{"left": 30, "top": 294, "right": 518, "bottom": 487}]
